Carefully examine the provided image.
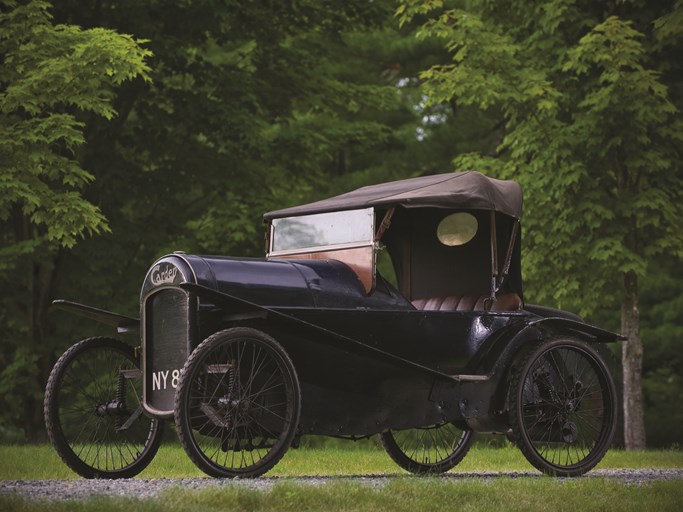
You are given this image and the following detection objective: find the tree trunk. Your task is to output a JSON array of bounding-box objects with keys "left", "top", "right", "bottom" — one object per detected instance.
[
  {"left": 22, "top": 216, "right": 60, "bottom": 441},
  {"left": 621, "top": 269, "right": 646, "bottom": 450}
]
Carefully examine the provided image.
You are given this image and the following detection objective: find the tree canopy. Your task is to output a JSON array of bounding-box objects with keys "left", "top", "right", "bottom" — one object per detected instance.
[
  {"left": 398, "top": 0, "right": 683, "bottom": 448},
  {"left": 0, "top": 0, "right": 151, "bottom": 263},
  {"left": 0, "top": 0, "right": 151, "bottom": 439},
  {"left": 0, "top": 0, "right": 462, "bottom": 441}
]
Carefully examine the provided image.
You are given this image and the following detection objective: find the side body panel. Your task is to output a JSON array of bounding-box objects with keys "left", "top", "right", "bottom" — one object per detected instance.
[
  {"left": 278, "top": 308, "right": 529, "bottom": 375},
  {"left": 184, "top": 285, "right": 530, "bottom": 436},
  {"left": 267, "top": 309, "right": 525, "bottom": 436}
]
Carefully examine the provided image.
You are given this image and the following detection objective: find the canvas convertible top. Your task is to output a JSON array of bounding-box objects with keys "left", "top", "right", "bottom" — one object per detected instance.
[{"left": 264, "top": 171, "right": 523, "bottom": 220}]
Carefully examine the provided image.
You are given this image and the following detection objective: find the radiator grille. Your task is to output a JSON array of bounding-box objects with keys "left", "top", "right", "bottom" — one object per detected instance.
[{"left": 144, "top": 289, "right": 191, "bottom": 415}]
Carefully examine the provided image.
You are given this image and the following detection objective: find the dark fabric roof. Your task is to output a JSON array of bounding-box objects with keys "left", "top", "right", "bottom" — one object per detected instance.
[{"left": 264, "top": 171, "right": 523, "bottom": 221}]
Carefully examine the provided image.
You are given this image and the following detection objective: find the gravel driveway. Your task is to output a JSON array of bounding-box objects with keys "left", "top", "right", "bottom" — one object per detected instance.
[{"left": 2, "top": 469, "right": 682, "bottom": 501}]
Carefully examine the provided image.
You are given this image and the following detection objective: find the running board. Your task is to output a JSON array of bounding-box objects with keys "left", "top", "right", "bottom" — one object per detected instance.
[{"left": 450, "top": 374, "right": 491, "bottom": 382}]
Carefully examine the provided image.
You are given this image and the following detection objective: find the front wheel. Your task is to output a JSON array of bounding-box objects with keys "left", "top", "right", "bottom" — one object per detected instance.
[
  {"left": 44, "top": 337, "right": 163, "bottom": 478},
  {"left": 174, "top": 327, "right": 301, "bottom": 478},
  {"left": 508, "top": 338, "right": 617, "bottom": 477},
  {"left": 380, "top": 423, "right": 474, "bottom": 474}
]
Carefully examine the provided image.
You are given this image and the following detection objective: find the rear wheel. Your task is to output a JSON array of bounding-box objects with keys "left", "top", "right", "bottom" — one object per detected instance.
[
  {"left": 44, "top": 337, "right": 163, "bottom": 478},
  {"left": 380, "top": 423, "right": 474, "bottom": 474},
  {"left": 174, "top": 327, "right": 301, "bottom": 478},
  {"left": 509, "top": 338, "right": 617, "bottom": 477}
]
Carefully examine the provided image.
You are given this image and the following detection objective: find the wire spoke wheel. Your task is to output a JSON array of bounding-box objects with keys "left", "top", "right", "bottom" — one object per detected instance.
[
  {"left": 510, "top": 338, "right": 617, "bottom": 477},
  {"left": 380, "top": 423, "right": 474, "bottom": 474},
  {"left": 44, "top": 337, "right": 163, "bottom": 478},
  {"left": 175, "top": 327, "right": 301, "bottom": 478}
]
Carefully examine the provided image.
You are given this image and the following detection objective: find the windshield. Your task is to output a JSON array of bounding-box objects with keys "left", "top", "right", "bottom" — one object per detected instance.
[
  {"left": 267, "top": 208, "right": 376, "bottom": 294},
  {"left": 270, "top": 208, "right": 374, "bottom": 254}
]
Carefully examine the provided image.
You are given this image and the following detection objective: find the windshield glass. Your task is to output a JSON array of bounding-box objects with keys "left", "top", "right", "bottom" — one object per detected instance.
[{"left": 270, "top": 208, "right": 374, "bottom": 254}]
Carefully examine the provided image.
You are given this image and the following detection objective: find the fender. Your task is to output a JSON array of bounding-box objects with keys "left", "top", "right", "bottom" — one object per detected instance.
[
  {"left": 455, "top": 317, "right": 624, "bottom": 432},
  {"left": 51, "top": 300, "right": 139, "bottom": 333},
  {"left": 472, "top": 316, "right": 623, "bottom": 380},
  {"left": 524, "top": 316, "right": 625, "bottom": 343}
]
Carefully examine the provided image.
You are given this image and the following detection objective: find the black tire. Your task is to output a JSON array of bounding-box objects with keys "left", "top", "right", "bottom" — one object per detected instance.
[
  {"left": 44, "top": 337, "right": 163, "bottom": 478},
  {"left": 380, "top": 423, "right": 474, "bottom": 474},
  {"left": 508, "top": 338, "right": 617, "bottom": 477},
  {"left": 174, "top": 327, "right": 301, "bottom": 478}
]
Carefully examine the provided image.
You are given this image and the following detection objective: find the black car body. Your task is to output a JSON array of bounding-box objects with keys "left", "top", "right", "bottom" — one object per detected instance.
[{"left": 45, "top": 172, "right": 621, "bottom": 479}]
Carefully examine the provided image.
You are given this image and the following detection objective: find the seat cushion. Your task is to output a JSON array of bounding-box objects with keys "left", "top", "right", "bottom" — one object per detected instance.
[{"left": 412, "top": 293, "right": 522, "bottom": 312}]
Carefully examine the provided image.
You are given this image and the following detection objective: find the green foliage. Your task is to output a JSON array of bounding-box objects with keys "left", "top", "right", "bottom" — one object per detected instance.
[
  {"left": 639, "top": 258, "right": 683, "bottom": 447},
  {"left": 399, "top": 0, "right": 683, "bottom": 311},
  {"left": 399, "top": 0, "right": 683, "bottom": 446},
  {"left": 1, "top": 0, "right": 462, "bottom": 441},
  {"left": 43, "top": 0, "right": 415, "bottom": 268},
  {"left": 0, "top": 0, "right": 151, "bottom": 255},
  {"left": 37, "top": 0, "right": 493, "bottom": 314},
  {"left": 0, "top": 0, "right": 151, "bottom": 439}
]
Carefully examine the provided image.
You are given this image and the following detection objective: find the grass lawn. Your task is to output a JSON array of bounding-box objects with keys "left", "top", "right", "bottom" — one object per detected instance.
[
  {"left": 2, "top": 478, "right": 683, "bottom": 512},
  {"left": 1, "top": 443, "right": 682, "bottom": 511},
  {"left": 1, "top": 442, "right": 682, "bottom": 480}
]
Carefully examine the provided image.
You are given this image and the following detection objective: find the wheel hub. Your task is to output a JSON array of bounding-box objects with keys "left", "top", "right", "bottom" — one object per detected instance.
[
  {"left": 561, "top": 421, "right": 578, "bottom": 443},
  {"left": 95, "top": 400, "right": 126, "bottom": 417},
  {"left": 217, "top": 396, "right": 250, "bottom": 411}
]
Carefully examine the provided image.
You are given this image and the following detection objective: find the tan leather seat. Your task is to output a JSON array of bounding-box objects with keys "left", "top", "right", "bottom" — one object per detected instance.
[{"left": 412, "top": 293, "right": 522, "bottom": 312}]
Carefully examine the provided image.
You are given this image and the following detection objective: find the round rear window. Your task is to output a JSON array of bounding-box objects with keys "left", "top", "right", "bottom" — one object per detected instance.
[{"left": 437, "top": 213, "right": 478, "bottom": 246}]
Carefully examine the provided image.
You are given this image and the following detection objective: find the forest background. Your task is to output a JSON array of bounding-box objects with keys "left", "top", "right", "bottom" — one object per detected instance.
[{"left": 1, "top": 0, "right": 681, "bottom": 448}]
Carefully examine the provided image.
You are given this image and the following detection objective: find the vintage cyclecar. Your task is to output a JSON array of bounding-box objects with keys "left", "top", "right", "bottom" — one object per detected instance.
[{"left": 44, "top": 171, "right": 621, "bottom": 478}]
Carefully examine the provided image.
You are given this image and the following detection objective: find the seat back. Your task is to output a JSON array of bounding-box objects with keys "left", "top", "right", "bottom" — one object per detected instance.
[{"left": 412, "top": 293, "right": 522, "bottom": 312}]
